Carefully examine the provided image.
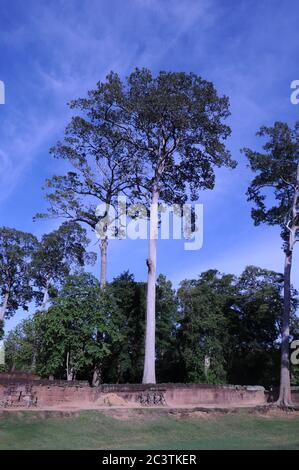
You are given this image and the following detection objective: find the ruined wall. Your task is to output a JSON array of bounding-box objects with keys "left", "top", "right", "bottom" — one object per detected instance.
[
  {"left": 0, "top": 377, "right": 278, "bottom": 408},
  {"left": 3, "top": 371, "right": 299, "bottom": 409},
  {"left": 96, "top": 383, "right": 266, "bottom": 406},
  {"left": 0, "top": 379, "right": 92, "bottom": 408},
  {"left": 267, "top": 386, "right": 299, "bottom": 404},
  {"left": 0, "top": 371, "right": 39, "bottom": 381}
]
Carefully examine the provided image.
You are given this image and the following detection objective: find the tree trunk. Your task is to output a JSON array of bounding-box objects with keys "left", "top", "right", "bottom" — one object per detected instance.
[
  {"left": 67, "top": 368, "right": 74, "bottom": 381},
  {"left": 93, "top": 239, "right": 107, "bottom": 382},
  {"left": 0, "top": 291, "right": 9, "bottom": 321},
  {"left": 66, "top": 351, "right": 74, "bottom": 381},
  {"left": 41, "top": 280, "right": 49, "bottom": 310},
  {"left": 31, "top": 352, "right": 37, "bottom": 371},
  {"left": 142, "top": 189, "right": 159, "bottom": 384},
  {"left": 278, "top": 248, "right": 293, "bottom": 406},
  {"left": 277, "top": 163, "right": 299, "bottom": 406},
  {"left": 204, "top": 354, "right": 211, "bottom": 379},
  {"left": 92, "top": 365, "right": 102, "bottom": 387},
  {"left": 100, "top": 237, "right": 108, "bottom": 289}
]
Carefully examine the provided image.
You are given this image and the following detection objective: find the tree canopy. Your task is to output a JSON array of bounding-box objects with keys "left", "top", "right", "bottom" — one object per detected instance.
[{"left": 0, "top": 227, "right": 38, "bottom": 321}]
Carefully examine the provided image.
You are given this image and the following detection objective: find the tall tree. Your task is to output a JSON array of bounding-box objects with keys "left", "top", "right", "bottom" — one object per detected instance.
[
  {"left": 0, "top": 227, "right": 38, "bottom": 323},
  {"left": 36, "top": 101, "right": 134, "bottom": 288},
  {"left": 32, "top": 221, "right": 96, "bottom": 309},
  {"left": 80, "top": 69, "right": 235, "bottom": 383},
  {"left": 243, "top": 122, "right": 299, "bottom": 405}
]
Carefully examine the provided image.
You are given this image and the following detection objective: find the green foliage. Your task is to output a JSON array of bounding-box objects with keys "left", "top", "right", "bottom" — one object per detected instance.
[
  {"left": 37, "top": 273, "right": 121, "bottom": 379},
  {"left": 243, "top": 122, "right": 299, "bottom": 401},
  {"left": 4, "top": 266, "right": 295, "bottom": 386},
  {"left": 104, "top": 271, "right": 146, "bottom": 383},
  {"left": 5, "top": 318, "right": 37, "bottom": 372},
  {"left": 227, "top": 266, "right": 286, "bottom": 386},
  {"left": 243, "top": 121, "right": 299, "bottom": 243},
  {"left": 31, "top": 221, "right": 96, "bottom": 305},
  {"left": 71, "top": 68, "right": 236, "bottom": 205},
  {"left": 6, "top": 273, "right": 121, "bottom": 380},
  {"left": 177, "top": 266, "right": 297, "bottom": 386},
  {"left": 177, "top": 270, "right": 235, "bottom": 384},
  {"left": 35, "top": 85, "right": 136, "bottom": 233},
  {"left": 0, "top": 227, "right": 38, "bottom": 318},
  {"left": 103, "top": 272, "right": 178, "bottom": 383},
  {"left": 291, "top": 365, "right": 299, "bottom": 385},
  {"left": 155, "top": 274, "right": 178, "bottom": 382}
]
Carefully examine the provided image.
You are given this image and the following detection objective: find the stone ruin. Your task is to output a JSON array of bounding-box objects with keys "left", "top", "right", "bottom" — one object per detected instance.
[{"left": 0, "top": 372, "right": 274, "bottom": 409}]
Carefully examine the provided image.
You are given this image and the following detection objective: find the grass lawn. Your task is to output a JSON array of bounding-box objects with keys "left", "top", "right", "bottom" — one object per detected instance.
[{"left": 0, "top": 410, "right": 299, "bottom": 450}]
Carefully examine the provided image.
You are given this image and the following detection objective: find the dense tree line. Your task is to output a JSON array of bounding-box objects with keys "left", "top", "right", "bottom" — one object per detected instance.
[{"left": 4, "top": 266, "right": 299, "bottom": 387}]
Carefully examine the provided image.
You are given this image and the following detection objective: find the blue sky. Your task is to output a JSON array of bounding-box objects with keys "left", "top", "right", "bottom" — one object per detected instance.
[{"left": 1, "top": 0, "right": 299, "bottom": 331}]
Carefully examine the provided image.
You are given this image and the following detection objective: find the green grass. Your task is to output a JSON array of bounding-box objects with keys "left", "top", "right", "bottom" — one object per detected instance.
[{"left": 0, "top": 410, "right": 299, "bottom": 450}]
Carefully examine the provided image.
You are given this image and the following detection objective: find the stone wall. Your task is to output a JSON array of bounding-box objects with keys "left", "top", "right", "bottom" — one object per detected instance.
[
  {"left": 267, "top": 386, "right": 299, "bottom": 404},
  {"left": 0, "top": 371, "right": 39, "bottom": 381},
  {"left": 96, "top": 383, "right": 266, "bottom": 406},
  {"left": 0, "top": 379, "right": 91, "bottom": 408},
  {"left": 292, "top": 387, "right": 299, "bottom": 404},
  {"left": 0, "top": 379, "right": 267, "bottom": 408}
]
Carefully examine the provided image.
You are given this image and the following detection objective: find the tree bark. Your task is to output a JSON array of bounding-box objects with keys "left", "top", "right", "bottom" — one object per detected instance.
[
  {"left": 278, "top": 248, "right": 292, "bottom": 406},
  {"left": 278, "top": 162, "right": 299, "bottom": 406},
  {"left": 66, "top": 351, "right": 74, "bottom": 381},
  {"left": 92, "top": 238, "right": 108, "bottom": 382},
  {"left": 41, "top": 280, "right": 49, "bottom": 310},
  {"left": 0, "top": 291, "right": 9, "bottom": 322},
  {"left": 92, "top": 365, "right": 102, "bottom": 387},
  {"left": 100, "top": 237, "right": 108, "bottom": 289},
  {"left": 204, "top": 354, "right": 211, "bottom": 379},
  {"left": 142, "top": 189, "right": 159, "bottom": 384},
  {"left": 31, "top": 352, "right": 37, "bottom": 371}
]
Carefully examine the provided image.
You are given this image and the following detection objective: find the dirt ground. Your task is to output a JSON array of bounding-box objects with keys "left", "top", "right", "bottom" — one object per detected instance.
[{"left": 1, "top": 401, "right": 299, "bottom": 421}]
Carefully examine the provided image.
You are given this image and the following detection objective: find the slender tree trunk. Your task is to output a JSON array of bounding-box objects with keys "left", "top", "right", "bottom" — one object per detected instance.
[
  {"left": 92, "top": 364, "right": 102, "bottom": 387},
  {"left": 66, "top": 351, "right": 74, "bottom": 381},
  {"left": 41, "top": 280, "right": 49, "bottom": 310},
  {"left": 67, "top": 368, "right": 74, "bottom": 381},
  {"left": 100, "top": 237, "right": 108, "bottom": 289},
  {"left": 92, "top": 238, "right": 108, "bottom": 382},
  {"left": 0, "top": 291, "right": 9, "bottom": 322},
  {"left": 31, "top": 352, "right": 37, "bottom": 371},
  {"left": 142, "top": 189, "right": 159, "bottom": 384},
  {"left": 278, "top": 248, "right": 293, "bottom": 406},
  {"left": 204, "top": 354, "right": 211, "bottom": 379},
  {"left": 278, "top": 163, "right": 299, "bottom": 406}
]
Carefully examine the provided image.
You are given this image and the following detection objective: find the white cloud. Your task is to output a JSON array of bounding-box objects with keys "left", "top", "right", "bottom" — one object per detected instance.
[{"left": 0, "top": 116, "right": 58, "bottom": 203}]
